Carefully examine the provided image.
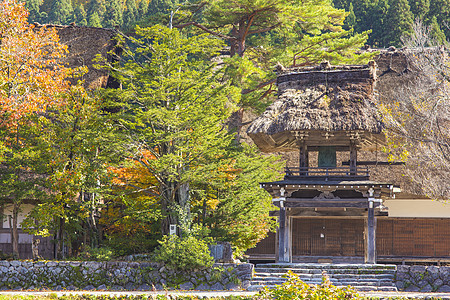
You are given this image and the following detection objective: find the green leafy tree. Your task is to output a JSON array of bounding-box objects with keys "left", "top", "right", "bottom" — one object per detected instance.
[
  {"left": 23, "top": 86, "right": 112, "bottom": 258},
  {"left": 102, "top": 25, "right": 239, "bottom": 235},
  {"left": 49, "top": 0, "right": 74, "bottom": 24},
  {"left": 0, "top": 0, "right": 71, "bottom": 258},
  {"left": 147, "top": 0, "right": 177, "bottom": 15},
  {"left": 368, "top": 0, "right": 390, "bottom": 46},
  {"left": 101, "top": 25, "right": 281, "bottom": 250},
  {"left": 344, "top": 3, "right": 357, "bottom": 30}
]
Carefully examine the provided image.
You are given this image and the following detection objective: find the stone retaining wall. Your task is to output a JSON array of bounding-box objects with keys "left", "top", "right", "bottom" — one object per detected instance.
[
  {"left": 0, "top": 261, "right": 253, "bottom": 291},
  {"left": 396, "top": 265, "right": 450, "bottom": 292}
]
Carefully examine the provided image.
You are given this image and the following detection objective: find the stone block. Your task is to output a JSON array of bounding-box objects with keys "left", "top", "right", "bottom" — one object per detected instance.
[
  {"left": 125, "top": 282, "right": 135, "bottom": 290},
  {"left": 196, "top": 283, "right": 210, "bottom": 290},
  {"left": 137, "top": 284, "right": 151, "bottom": 291},
  {"left": 439, "top": 285, "right": 450, "bottom": 292},
  {"left": 404, "top": 285, "right": 420, "bottom": 292},
  {"left": 420, "top": 285, "right": 433, "bottom": 292},
  {"left": 10, "top": 261, "right": 21, "bottom": 267},
  {"left": 209, "top": 242, "right": 233, "bottom": 263},
  {"left": 180, "top": 282, "right": 193, "bottom": 290}
]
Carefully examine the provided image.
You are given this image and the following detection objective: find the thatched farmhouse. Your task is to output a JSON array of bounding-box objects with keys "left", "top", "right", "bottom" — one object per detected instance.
[
  {"left": 0, "top": 25, "right": 117, "bottom": 259},
  {"left": 246, "top": 49, "right": 450, "bottom": 264}
]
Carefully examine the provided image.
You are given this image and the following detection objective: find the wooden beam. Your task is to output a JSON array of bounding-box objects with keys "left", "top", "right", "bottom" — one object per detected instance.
[
  {"left": 342, "top": 160, "right": 406, "bottom": 166},
  {"left": 285, "top": 201, "right": 371, "bottom": 208}
]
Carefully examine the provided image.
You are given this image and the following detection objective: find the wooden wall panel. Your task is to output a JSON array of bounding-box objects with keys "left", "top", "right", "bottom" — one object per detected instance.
[
  {"left": 246, "top": 232, "right": 276, "bottom": 255},
  {"left": 377, "top": 219, "right": 393, "bottom": 256},
  {"left": 378, "top": 218, "right": 450, "bottom": 257}
]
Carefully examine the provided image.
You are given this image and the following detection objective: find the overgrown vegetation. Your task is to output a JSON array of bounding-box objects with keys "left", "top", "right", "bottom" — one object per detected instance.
[{"left": 153, "top": 235, "right": 214, "bottom": 272}]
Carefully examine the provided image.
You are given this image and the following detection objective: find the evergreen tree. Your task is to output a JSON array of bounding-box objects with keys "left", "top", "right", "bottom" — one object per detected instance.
[
  {"left": 123, "top": 0, "right": 138, "bottom": 29},
  {"left": 88, "top": 12, "right": 102, "bottom": 27},
  {"left": 24, "top": 0, "right": 44, "bottom": 23},
  {"left": 429, "top": 16, "right": 447, "bottom": 44},
  {"left": 385, "top": 0, "right": 414, "bottom": 47},
  {"left": 408, "top": 0, "right": 430, "bottom": 21},
  {"left": 87, "top": 0, "right": 106, "bottom": 25},
  {"left": 102, "top": 0, "right": 124, "bottom": 28},
  {"left": 147, "top": 0, "right": 177, "bottom": 15},
  {"left": 345, "top": 3, "right": 357, "bottom": 30},
  {"left": 138, "top": 0, "right": 148, "bottom": 16},
  {"left": 429, "top": 0, "right": 450, "bottom": 39},
  {"left": 74, "top": 4, "right": 88, "bottom": 26},
  {"left": 368, "top": 0, "right": 390, "bottom": 46},
  {"left": 49, "top": 0, "right": 73, "bottom": 24}
]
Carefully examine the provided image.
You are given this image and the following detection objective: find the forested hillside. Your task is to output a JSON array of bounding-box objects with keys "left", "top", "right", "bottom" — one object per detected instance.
[
  {"left": 333, "top": 0, "right": 449, "bottom": 47},
  {"left": 24, "top": 0, "right": 449, "bottom": 47}
]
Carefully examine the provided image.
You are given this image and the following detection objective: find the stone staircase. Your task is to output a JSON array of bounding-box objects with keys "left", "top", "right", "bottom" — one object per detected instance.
[{"left": 248, "top": 263, "right": 398, "bottom": 292}]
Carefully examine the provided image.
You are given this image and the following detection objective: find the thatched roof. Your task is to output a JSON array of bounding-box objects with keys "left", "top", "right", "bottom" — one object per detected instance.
[
  {"left": 372, "top": 47, "right": 440, "bottom": 103},
  {"left": 37, "top": 24, "right": 117, "bottom": 89},
  {"left": 247, "top": 62, "right": 383, "bottom": 152}
]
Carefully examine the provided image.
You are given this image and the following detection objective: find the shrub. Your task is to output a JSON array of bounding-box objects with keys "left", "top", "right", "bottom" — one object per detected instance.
[
  {"left": 153, "top": 235, "right": 214, "bottom": 272},
  {"left": 256, "top": 270, "right": 364, "bottom": 300},
  {"left": 77, "top": 245, "right": 114, "bottom": 261}
]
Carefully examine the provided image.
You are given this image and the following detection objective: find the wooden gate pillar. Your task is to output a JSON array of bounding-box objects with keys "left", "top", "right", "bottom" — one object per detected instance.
[
  {"left": 278, "top": 203, "right": 291, "bottom": 263},
  {"left": 365, "top": 197, "right": 377, "bottom": 264}
]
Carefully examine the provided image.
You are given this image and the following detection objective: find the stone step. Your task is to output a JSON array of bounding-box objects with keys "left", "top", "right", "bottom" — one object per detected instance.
[
  {"left": 254, "top": 267, "right": 396, "bottom": 275},
  {"left": 255, "top": 263, "right": 397, "bottom": 270},
  {"left": 251, "top": 279, "right": 396, "bottom": 287},
  {"left": 250, "top": 263, "right": 398, "bottom": 292},
  {"left": 247, "top": 284, "right": 396, "bottom": 292},
  {"left": 254, "top": 272, "right": 394, "bottom": 279}
]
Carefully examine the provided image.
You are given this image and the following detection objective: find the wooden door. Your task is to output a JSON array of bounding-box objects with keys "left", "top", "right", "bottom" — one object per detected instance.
[{"left": 292, "top": 218, "right": 364, "bottom": 257}]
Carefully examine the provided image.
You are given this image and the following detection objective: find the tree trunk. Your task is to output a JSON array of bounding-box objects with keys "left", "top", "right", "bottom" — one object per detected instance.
[
  {"left": 9, "top": 203, "right": 20, "bottom": 259},
  {"left": 56, "top": 217, "right": 65, "bottom": 259}
]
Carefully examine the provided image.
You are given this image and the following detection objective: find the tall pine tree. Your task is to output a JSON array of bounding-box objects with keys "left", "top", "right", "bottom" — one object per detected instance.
[
  {"left": 74, "top": 4, "right": 88, "bottom": 26},
  {"left": 123, "top": 0, "right": 138, "bottom": 29},
  {"left": 87, "top": 0, "right": 106, "bottom": 26},
  {"left": 49, "top": 0, "right": 73, "bottom": 24},
  {"left": 385, "top": 0, "right": 414, "bottom": 47},
  {"left": 102, "top": 0, "right": 123, "bottom": 28},
  {"left": 24, "top": 0, "right": 44, "bottom": 23}
]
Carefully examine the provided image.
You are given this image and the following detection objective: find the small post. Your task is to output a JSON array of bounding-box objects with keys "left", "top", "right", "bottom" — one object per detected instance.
[
  {"left": 350, "top": 142, "right": 358, "bottom": 175},
  {"left": 299, "top": 142, "right": 308, "bottom": 175}
]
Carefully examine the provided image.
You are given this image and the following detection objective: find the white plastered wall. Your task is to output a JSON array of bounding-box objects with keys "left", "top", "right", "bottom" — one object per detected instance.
[{"left": 385, "top": 199, "right": 450, "bottom": 218}]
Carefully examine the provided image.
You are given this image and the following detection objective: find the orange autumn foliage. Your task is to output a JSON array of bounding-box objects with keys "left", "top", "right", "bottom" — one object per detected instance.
[
  {"left": 109, "top": 149, "right": 159, "bottom": 193},
  {"left": 0, "top": 0, "right": 71, "bottom": 129}
]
